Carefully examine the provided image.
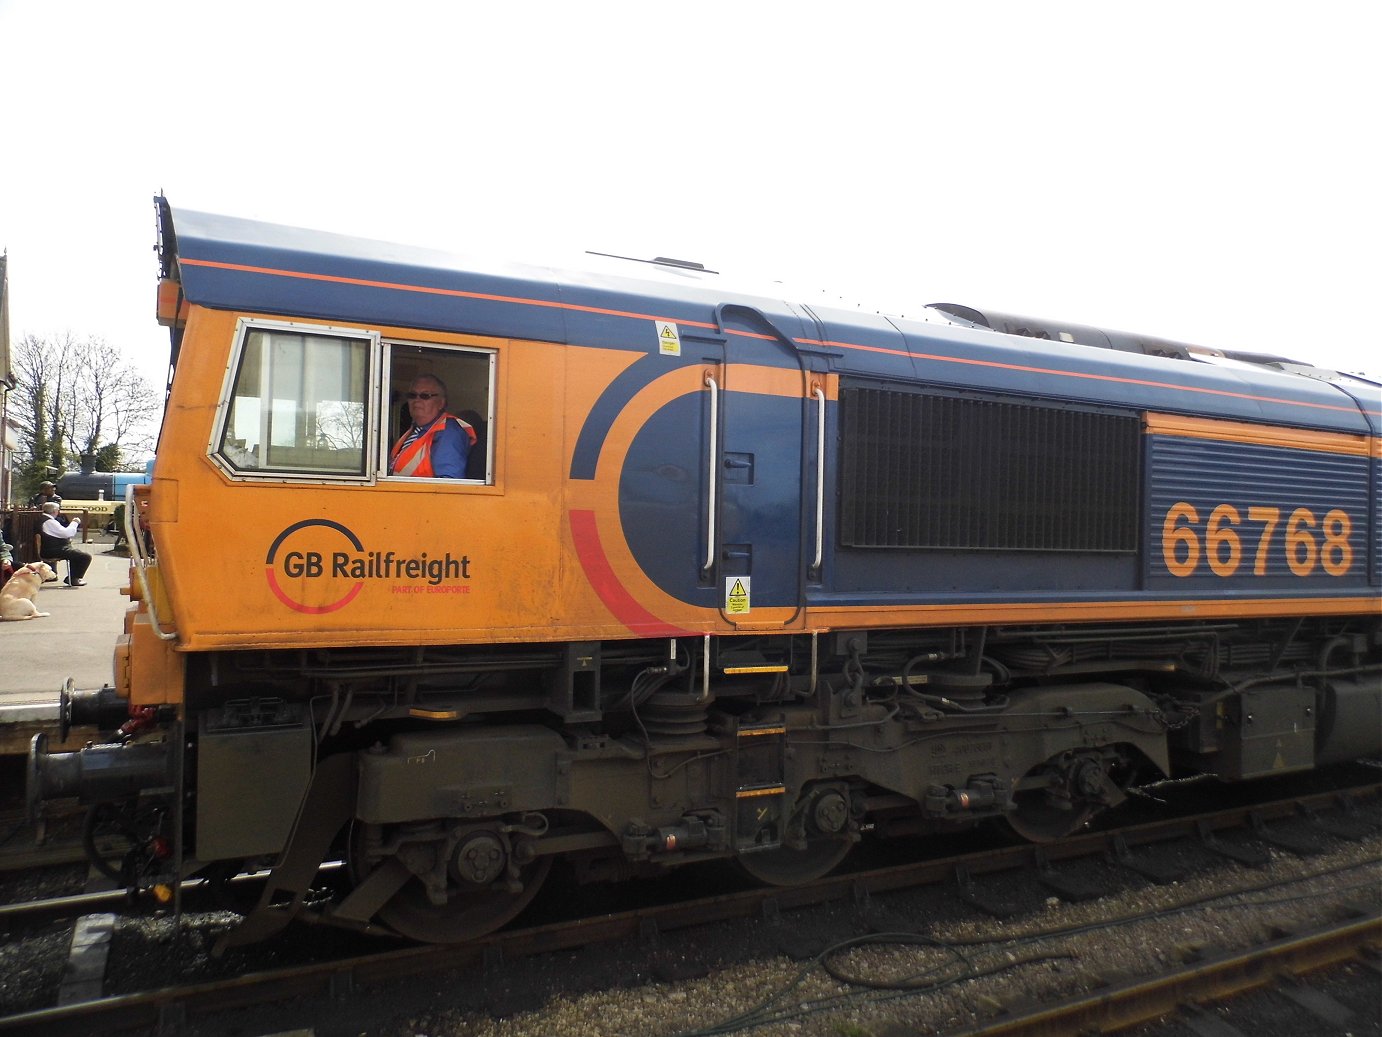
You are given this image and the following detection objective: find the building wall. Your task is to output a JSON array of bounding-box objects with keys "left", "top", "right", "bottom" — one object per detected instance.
[{"left": 0, "top": 252, "right": 13, "bottom": 508}]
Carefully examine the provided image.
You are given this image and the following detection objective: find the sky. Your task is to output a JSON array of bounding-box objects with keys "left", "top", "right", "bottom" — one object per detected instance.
[{"left": 2, "top": 1, "right": 1379, "bottom": 400}]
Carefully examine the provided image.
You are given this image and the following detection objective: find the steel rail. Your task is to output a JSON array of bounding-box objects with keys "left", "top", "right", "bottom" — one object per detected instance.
[{"left": 940, "top": 911, "right": 1382, "bottom": 1037}]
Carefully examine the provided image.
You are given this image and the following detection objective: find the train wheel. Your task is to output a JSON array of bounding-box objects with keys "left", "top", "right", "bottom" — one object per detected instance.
[
  {"left": 736, "top": 784, "right": 856, "bottom": 885},
  {"left": 736, "top": 835, "right": 854, "bottom": 886},
  {"left": 349, "top": 822, "right": 551, "bottom": 944},
  {"left": 1007, "top": 750, "right": 1123, "bottom": 842}
]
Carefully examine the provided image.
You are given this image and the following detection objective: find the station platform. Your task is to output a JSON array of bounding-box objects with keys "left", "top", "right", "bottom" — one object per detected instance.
[{"left": 0, "top": 539, "right": 132, "bottom": 753}]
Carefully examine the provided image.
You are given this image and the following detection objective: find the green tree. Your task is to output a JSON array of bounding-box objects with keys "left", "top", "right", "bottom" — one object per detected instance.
[{"left": 94, "top": 443, "right": 124, "bottom": 472}]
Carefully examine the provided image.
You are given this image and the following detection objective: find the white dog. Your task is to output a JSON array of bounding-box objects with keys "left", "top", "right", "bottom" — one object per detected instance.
[{"left": 0, "top": 562, "right": 59, "bottom": 621}]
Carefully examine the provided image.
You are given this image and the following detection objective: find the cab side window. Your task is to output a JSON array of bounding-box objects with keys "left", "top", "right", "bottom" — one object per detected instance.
[
  {"left": 386, "top": 344, "right": 494, "bottom": 483},
  {"left": 217, "top": 327, "right": 371, "bottom": 476}
]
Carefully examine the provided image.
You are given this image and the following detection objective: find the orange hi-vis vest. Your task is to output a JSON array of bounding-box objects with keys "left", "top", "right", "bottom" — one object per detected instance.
[{"left": 389, "top": 414, "right": 477, "bottom": 477}]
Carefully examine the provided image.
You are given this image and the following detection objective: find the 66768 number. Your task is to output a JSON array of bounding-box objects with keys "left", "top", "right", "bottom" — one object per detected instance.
[{"left": 1161, "top": 503, "right": 1352, "bottom": 578}]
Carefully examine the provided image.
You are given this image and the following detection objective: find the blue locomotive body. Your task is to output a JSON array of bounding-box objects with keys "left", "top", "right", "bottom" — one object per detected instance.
[{"left": 167, "top": 207, "right": 1381, "bottom": 622}]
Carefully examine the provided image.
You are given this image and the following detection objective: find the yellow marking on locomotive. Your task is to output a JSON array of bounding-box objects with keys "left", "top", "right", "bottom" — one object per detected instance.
[
  {"left": 737, "top": 726, "right": 787, "bottom": 737},
  {"left": 409, "top": 708, "right": 460, "bottom": 720},
  {"left": 725, "top": 577, "right": 750, "bottom": 615},
  {"left": 735, "top": 785, "right": 787, "bottom": 798},
  {"left": 723, "top": 665, "right": 790, "bottom": 674},
  {"left": 656, "top": 321, "right": 680, "bottom": 356}
]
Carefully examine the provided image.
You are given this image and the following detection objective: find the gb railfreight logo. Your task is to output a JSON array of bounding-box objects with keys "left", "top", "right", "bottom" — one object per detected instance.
[{"left": 265, "top": 519, "right": 471, "bottom": 614}]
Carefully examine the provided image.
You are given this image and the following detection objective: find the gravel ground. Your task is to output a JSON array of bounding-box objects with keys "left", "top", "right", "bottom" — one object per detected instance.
[
  {"left": 0, "top": 919, "right": 76, "bottom": 1016},
  {"left": 372, "top": 828, "right": 1380, "bottom": 1037},
  {"left": 0, "top": 859, "right": 91, "bottom": 1015}
]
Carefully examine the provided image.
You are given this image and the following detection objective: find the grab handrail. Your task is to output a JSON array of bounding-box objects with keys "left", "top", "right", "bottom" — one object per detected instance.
[
  {"left": 125, "top": 483, "right": 177, "bottom": 641},
  {"left": 811, "top": 385, "right": 826, "bottom": 572},
  {"left": 703, "top": 372, "right": 720, "bottom": 574}
]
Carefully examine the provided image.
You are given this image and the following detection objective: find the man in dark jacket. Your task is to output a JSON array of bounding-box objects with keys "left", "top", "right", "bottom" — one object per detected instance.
[{"left": 29, "top": 481, "right": 62, "bottom": 509}]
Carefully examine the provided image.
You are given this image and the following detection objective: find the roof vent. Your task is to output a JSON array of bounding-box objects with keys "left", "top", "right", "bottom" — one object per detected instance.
[
  {"left": 586, "top": 251, "right": 718, "bottom": 274},
  {"left": 652, "top": 256, "right": 706, "bottom": 271}
]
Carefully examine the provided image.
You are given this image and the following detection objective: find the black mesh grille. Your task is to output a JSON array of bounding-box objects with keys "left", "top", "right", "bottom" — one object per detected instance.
[{"left": 839, "top": 388, "right": 1140, "bottom": 551}]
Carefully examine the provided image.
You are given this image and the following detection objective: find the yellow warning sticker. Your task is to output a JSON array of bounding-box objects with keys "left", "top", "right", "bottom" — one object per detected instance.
[
  {"left": 656, "top": 320, "right": 681, "bottom": 356},
  {"left": 725, "top": 576, "right": 750, "bottom": 614}
]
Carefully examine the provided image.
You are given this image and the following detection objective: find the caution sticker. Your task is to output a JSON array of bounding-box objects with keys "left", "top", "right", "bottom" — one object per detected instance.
[
  {"left": 656, "top": 320, "right": 681, "bottom": 356},
  {"left": 725, "top": 576, "right": 750, "bottom": 615}
]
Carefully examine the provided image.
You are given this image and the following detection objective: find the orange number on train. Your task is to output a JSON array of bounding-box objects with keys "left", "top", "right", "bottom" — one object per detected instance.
[
  {"left": 1162, "top": 502, "right": 1199, "bottom": 577},
  {"left": 1205, "top": 505, "right": 1242, "bottom": 577},
  {"left": 1321, "top": 509, "right": 1353, "bottom": 576},
  {"left": 1162, "top": 501, "right": 1352, "bottom": 579},
  {"left": 1246, "top": 506, "right": 1280, "bottom": 575},
  {"left": 1285, "top": 508, "right": 1317, "bottom": 576}
]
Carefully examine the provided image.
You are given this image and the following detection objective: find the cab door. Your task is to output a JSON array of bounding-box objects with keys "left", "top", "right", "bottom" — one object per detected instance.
[{"left": 708, "top": 305, "right": 819, "bottom": 627}]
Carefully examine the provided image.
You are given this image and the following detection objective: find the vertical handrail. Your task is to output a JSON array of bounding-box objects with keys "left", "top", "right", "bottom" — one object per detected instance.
[
  {"left": 125, "top": 483, "right": 177, "bottom": 641},
  {"left": 809, "top": 630, "right": 819, "bottom": 695},
  {"left": 703, "top": 372, "right": 720, "bottom": 574},
  {"left": 702, "top": 634, "right": 711, "bottom": 702},
  {"left": 811, "top": 385, "right": 826, "bottom": 572}
]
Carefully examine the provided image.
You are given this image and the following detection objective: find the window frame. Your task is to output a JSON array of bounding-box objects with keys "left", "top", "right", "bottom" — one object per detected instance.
[
  {"left": 210, "top": 318, "right": 381, "bottom": 484},
  {"left": 382, "top": 340, "right": 497, "bottom": 485}
]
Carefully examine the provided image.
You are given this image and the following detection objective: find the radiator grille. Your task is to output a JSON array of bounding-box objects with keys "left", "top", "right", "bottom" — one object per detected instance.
[{"left": 839, "top": 388, "right": 1140, "bottom": 551}]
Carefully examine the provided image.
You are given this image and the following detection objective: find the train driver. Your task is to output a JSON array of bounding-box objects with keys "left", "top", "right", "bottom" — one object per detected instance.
[{"left": 388, "top": 374, "right": 476, "bottom": 479}]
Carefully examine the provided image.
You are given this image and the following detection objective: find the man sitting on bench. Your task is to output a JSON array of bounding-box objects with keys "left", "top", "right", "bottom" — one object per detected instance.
[{"left": 39, "top": 502, "right": 92, "bottom": 587}]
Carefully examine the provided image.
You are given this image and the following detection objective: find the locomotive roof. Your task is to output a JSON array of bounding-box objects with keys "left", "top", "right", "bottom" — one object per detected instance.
[{"left": 159, "top": 200, "right": 1379, "bottom": 436}]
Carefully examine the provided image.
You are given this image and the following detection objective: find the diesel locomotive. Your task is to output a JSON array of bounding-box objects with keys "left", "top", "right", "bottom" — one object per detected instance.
[{"left": 28, "top": 197, "right": 1382, "bottom": 945}]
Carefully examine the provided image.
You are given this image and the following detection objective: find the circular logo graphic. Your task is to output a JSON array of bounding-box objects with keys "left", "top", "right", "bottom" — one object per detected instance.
[{"left": 264, "top": 519, "right": 366, "bottom": 614}]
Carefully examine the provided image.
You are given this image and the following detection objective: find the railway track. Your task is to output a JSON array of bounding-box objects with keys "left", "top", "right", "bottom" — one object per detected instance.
[
  {"left": 943, "top": 912, "right": 1381, "bottom": 1036},
  {"left": 0, "top": 811, "right": 90, "bottom": 874},
  {"left": 0, "top": 783, "right": 1376, "bottom": 1036}
]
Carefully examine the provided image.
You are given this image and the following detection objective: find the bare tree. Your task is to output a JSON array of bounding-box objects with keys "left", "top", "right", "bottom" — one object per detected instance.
[
  {"left": 314, "top": 401, "right": 366, "bottom": 451},
  {"left": 10, "top": 332, "right": 160, "bottom": 497},
  {"left": 65, "top": 336, "right": 161, "bottom": 464},
  {"left": 9, "top": 331, "right": 78, "bottom": 477}
]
